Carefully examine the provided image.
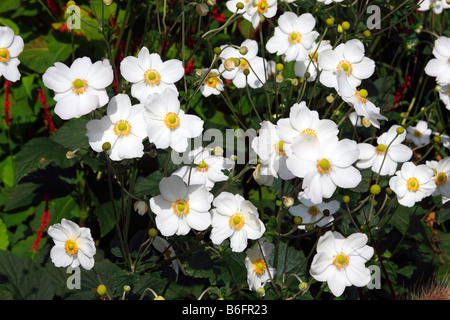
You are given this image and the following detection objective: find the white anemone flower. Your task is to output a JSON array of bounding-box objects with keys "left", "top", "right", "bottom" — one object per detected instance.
[
  {"left": 309, "top": 231, "right": 374, "bottom": 297},
  {"left": 426, "top": 157, "right": 450, "bottom": 198},
  {"left": 243, "top": 0, "right": 277, "bottom": 29},
  {"left": 424, "top": 36, "right": 450, "bottom": 84},
  {"left": 218, "top": 39, "right": 267, "bottom": 89},
  {"left": 294, "top": 40, "right": 332, "bottom": 82},
  {"left": 47, "top": 218, "right": 96, "bottom": 270},
  {"left": 86, "top": 94, "right": 148, "bottom": 161},
  {"left": 318, "top": 39, "right": 375, "bottom": 90},
  {"left": 406, "top": 120, "right": 432, "bottom": 147},
  {"left": 0, "top": 26, "right": 24, "bottom": 82},
  {"left": 286, "top": 134, "right": 361, "bottom": 204},
  {"left": 149, "top": 175, "right": 213, "bottom": 236},
  {"left": 389, "top": 162, "right": 437, "bottom": 207},
  {"left": 356, "top": 125, "right": 413, "bottom": 176},
  {"left": 210, "top": 192, "right": 266, "bottom": 252},
  {"left": 265, "top": 12, "right": 320, "bottom": 62},
  {"left": 336, "top": 73, "right": 387, "bottom": 128},
  {"left": 418, "top": 0, "right": 450, "bottom": 14},
  {"left": 289, "top": 192, "right": 339, "bottom": 230},
  {"left": 253, "top": 162, "right": 275, "bottom": 187},
  {"left": 173, "top": 147, "right": 235, "bottom": 190},
  {"left": 317, "top": 0, "right": 344, "bottom": 4},
  {"left": 251, "top": 120, "right": 295, "bottom": 180},
  {"left": 199, "top": 68, "right": 224, "bottom": 97},
  {"left": 120, "top": 47, "right": 184, "bottom": 103},
  {"left": 143, "top": 88, "right": 204, "bottom": 153},
  {"left": 276, "top": 101, "right": 339, "bottom": 145},
  {"left": 42, "top": 57, "right": 113, "bottom": 120},
  {"left": 245, "top": 238, "right": 276, "bottom": 295}
]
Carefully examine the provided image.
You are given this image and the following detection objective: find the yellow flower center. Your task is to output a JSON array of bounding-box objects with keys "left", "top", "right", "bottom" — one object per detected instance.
[
  {"left": 355, "top": 89, "right": 368, "bottom": 104},
  {"left": 274, "top": 140, "right": 286, "bottom": 156},
  {"left": 317, "top": 158, "right": 331, "bottom": 175},
  {"left": 435, "top": 172, "right": 447, "bottom": 186},
  {"left": 197, "top": 160, "right": 209, "bottom": 172},
  {"left": 164, "top": 112, "right": 180, "bottom": 129},
  {"left": 72, "top": 78, "right": 88, "bottom": 95},
  {"left": 205, "top": 73, "right": 219, "bottom": 87},
  {"left": 376, "top": 144, "right": 386, "bottom": 155},
  {"left": 333, "top": 253, "right": 349, "bottom": 269},
  {"left": 336, "top": 60, "right": 353, "bottom": 75},
  {"left": 172, "top": 199, "right": 189, "bottom": 216},
  {"left": 64, "top": 239, "right": 79, "bottom": 255},
  {"left": 257, "top": 0, "right": 268, "bottom": 13},
  {"left": 144, "top": 69, "right": 161, "bottom": 86},
  {"left": 309, "top": 51, "right": 319, "bottom": 63},
  {"left": 229, "top": 213, "right": 245, "bottom": 230},
  {"left": 288, "top": 32, "right": 302, "bottom": 44},
  {"left": 299, "top": 128, "right": 317, "bottom": 137},
  {"left": 254, "top": 259, "right": 267, "bottom": 275},
  {"left": 308, "top": 205, "right": 320, "bottom": 216},
  {"left": 0, "top": 47, "right": 10, "bottom": 62},
  {"left": 406, "top": 177, "right": 420, "bottom": 192},
  {"left": 239, "top": 58, "right": 250, "bottom": 71},
  {"left": 413, "top": 130, "right": 422, "bottom": 138},
  {"left": 114, "top": 120, "right": 132, "bottom": 136}
]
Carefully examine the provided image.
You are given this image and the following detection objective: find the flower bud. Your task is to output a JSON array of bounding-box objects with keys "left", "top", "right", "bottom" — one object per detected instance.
[
  {"left": 337, "top": 24, "right": 344, "bottom": 33},
  {"left": 370, "top": 184, "right": 381, "bottom": 195},
  {"left": 433, "top": 135, "right": 442, "bottom": 143},
  {"left": 304, "top": 71, "right": 311, "bottom": 79},
  {"left": 326, "top": 17, "right": 334, "bottom": 26},
  {"left": 323, "top": 209, "right": 330, "bottom": 217},
  {"left": 243, "top": 68, "right": 250, "bottom": 76},
  {"left": 396, "top": 126, "right": 405, "bottom": 135},
  {"left": 363, "top": 30, "right": 371, "bottom": 37},
  {"left": 103, "top": 0, "right": 113, "bottom": 5},
  {"left": 239, "top": 46, "right": 248, "bottom": 55},
  {"left": 207, "top": 0, "right": 216, "bottom": 5},
  {"left": 223, "top": 58, "right": 237, "bottom": 71},
  {"left": 97, "top": 285, "right": 107, "bottom": 296},
  {"left": 299, "top": 282, "right": 309, "bottom": 292},
  {"left": 326, "top": 94, "right": 334, "bottom": 103},
  {"left": 342, "top": 21, "right": 350, "bottom": 30},
  {"left": 67, "top": 0, "right": 76, "bottom": 6},
  {"left": 102, "top": 142, "right": 111, "bottom": 151},
  {"left": 123, "top": 285, "right": 131, "bottom": 292},
  {"left": 154, "top": 296, "right": 165, "bottom": 300},
  {"left": 148, "top": 228, "right": 158, "bottom": 238},
  {"left": 134, "top": 200, "right": 149, "bottom": 216},
  {"left": 291, "top": 78, "right": 299, "bottom": 86},
  {"left": 66, "top": 151, "right": 75, "bottom": 159},
  {"left": 305, "top": 224, "right": 315, "bottom": 232},
  {"left": 213, "top": 146, "right": 224, "bottom": 156},
  {"left": 435, "top": 84, "right": 441, "bottom": 92},
  {"left": 196, "top": 3, "right": 209, "bottom": 16},
  {"left": 214, "top": 47, "right": 222, "bottom": 55},
  {"left": 293, "top": 216, "right": 302, "bottom": 225},
  {"left": 275, "top": 74, "right": 283, "bottom": 83},
  {"left": 283, "top": 196, "right": 294, "bottom": 208},
  {"left": 256, "top": 287, "right": 265, "bottom": 296},
  {"left": 236, "top": 2, "right": 244, "bottom": 9},
  {"left": 343, "top": 195, "right": 350, "bottom": 203},
  {"left": 386, "top": 187, "right": 393, "bottom": 195},
  {"left": 276, "top": 63, "right": 284, "bottom": 72}
]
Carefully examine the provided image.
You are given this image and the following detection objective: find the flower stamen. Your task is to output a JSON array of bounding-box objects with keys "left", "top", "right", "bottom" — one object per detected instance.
[
  {"left": 197, "top": 160, "right": 209, "bottom": 172},
  {"left": 172, "top": 199, "right": 189, "bottom": 216},
  {"left": 308, "top": 205, "right": 320, "bottom": 217},
  {"left": 229, "top": 213, "right": 245, "bottom": 230},
  {"left": 72, "top": 78, "right": 88, "bottom": 95},
  {"left": 64, "top": 239, "right": 78, "bottom": 255},
  {"left": 144, "top": 69, "right": 161, "bottom": 86},
  {"left": 376, "top": 144, "right": 386, "bottom": 155},
  {"left": 299, "top": 128, "right": 317, "bottom": 137},
  {"left": 406, "top": 177, "right": 420, "bottom": 192},
  {"left": 317, "top": 158, "right": 331, "bottom": 175},
  {"left": 333, "top": 252, "right": 349, "bottom": 270},
  {"left": 288, "top": 32, "right": 302, "bottom": 44},
  {"left": 336, "top": 60, "right": 353, "bottom": 76},
  {"left": 0, "top": 47, "right": 10, "bottom": 62},
  {"left": 254, "top": 259, "right": 267, "bottom": 275},
  {"left": 435, "top": 172, "right": 447, "bottom": 186},
  {"left": 164, "top": 112, "right": 180, "bottom": 129},
  {"left": 114, "top": 120, "right": 132, "bottom": 136},
  {"left": 257, "top": 0, "right": 268, "bottom": 13}
]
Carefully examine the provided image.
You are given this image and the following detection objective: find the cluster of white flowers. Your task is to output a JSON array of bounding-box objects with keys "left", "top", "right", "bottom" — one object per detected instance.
[{"left": 1, "top": 0, "right": 443, "bottom": 299}]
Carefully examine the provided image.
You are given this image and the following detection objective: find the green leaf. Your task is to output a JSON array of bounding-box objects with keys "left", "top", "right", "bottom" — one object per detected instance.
[
  {"left": 49, "top": 118, "right": 90, "bottom": 150},
  {"left": 0, "top": 218, "right": 9, "bottom": 250},
  {"left": 13, "top": 137, "right": 69, "bottom": 184},
  {"left": 437, "top": 202, "right": 450, "bottom": 224},
  {"left": 133, "top": 170, "right": 164, "bottom": 199},
  {"left": 349, "top": 169, "right": 372, "bottom": 193},
  {"left": 0, "top": 0, "right": 20, "bottom": 13},
  {"left": 4, "top": 182, "right": 40, "bottom": 212},
  {"left": 0, "top": 250, "right": 55, "bottom": 300}
]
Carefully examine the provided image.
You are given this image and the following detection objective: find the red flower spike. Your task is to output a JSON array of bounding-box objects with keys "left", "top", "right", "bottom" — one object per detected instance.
[
  {"left": 31, "top": 194, "right": 52, "bottom": 253},
  {"left": 3, "top": 80, "right": 12, "bottom": 127},
  {"left": 38, "top": 89, "right": 57, "bottom": 134}
]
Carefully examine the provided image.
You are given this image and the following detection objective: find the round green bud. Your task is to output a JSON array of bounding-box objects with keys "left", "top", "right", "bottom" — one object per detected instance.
[
  {"left": 239, "top": 46, "right": 248, "bottom": 55},
  {"left": 213, "top": 47, "right": 222, "bottom": 55},
  {"left": 123, "top": 285, "right": 131, "bottom": 292},
  {"left": 67, "top": 0, "right": 76, "bottom": 6},
  {"left": 283, "top": 196, "right": 294, "bottom": 208},
  {"left": 102, "top": 142, "right": 111, "bottom": 151},
  {"left": 148, "top": 228, "right": 158, "bottom": 238},
  {"left": 396, "top": 126, "right": 405, "bottom": 135},
  {"left": 276, "top": 63, "right": 284, "bottom": 72},
  {"left": 236, "top": 2, "right": 244, "bottom": 9},
  {"left": 386, "top": 187, "right": 393, "bottom": 195},
  {"left": 305, "top": 224, "right": 315, "bottom": 232},
  {"left": 326, "top": 17, "right": 335, "bottom": 26},
  {"left": 343, "top": 195, "right": 350, "bottom": 203},
  {"left": 435, "top": 85, "right": 441, "bottom": 92},
  {"left": 323, "top": 209, "right": 330, "bottom": 217},
  {"left": 256, "top": 287, "right": 265, "bottom": 295},
  {"left": 299, "top": 282, "right": 309, "bottom": 292},
  {"left": 304, "top": 71, "right": 311, "bottom": 79},
  {"left": 363, "top": 30, "right": 371, "bottom": 37},
  {"left": 434, "top": 135, "right": 442, "bottom": 143},
  {"left": 337, "top": 24, "right": 344, "bottom": 33},
  {"left": 326, "top": 94, "right": 334, "bottom": 103},
  {"left": 243, "top": 69, "right": 250, "bottom": 76},
  {"left": 342, "top": 21, "right": 350, "bottom": 30},
  {"left": 370, "top": 184, "right": 381, "bottom": 195},
  {"left": 97, "top": 284, "right": 107, "bottom": 296},
  {"left": 154, "top": 296, "right": 165, "bottom": 300},
  {"left": 293, "top": 216, "right": 303, "bottom": 225}
]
